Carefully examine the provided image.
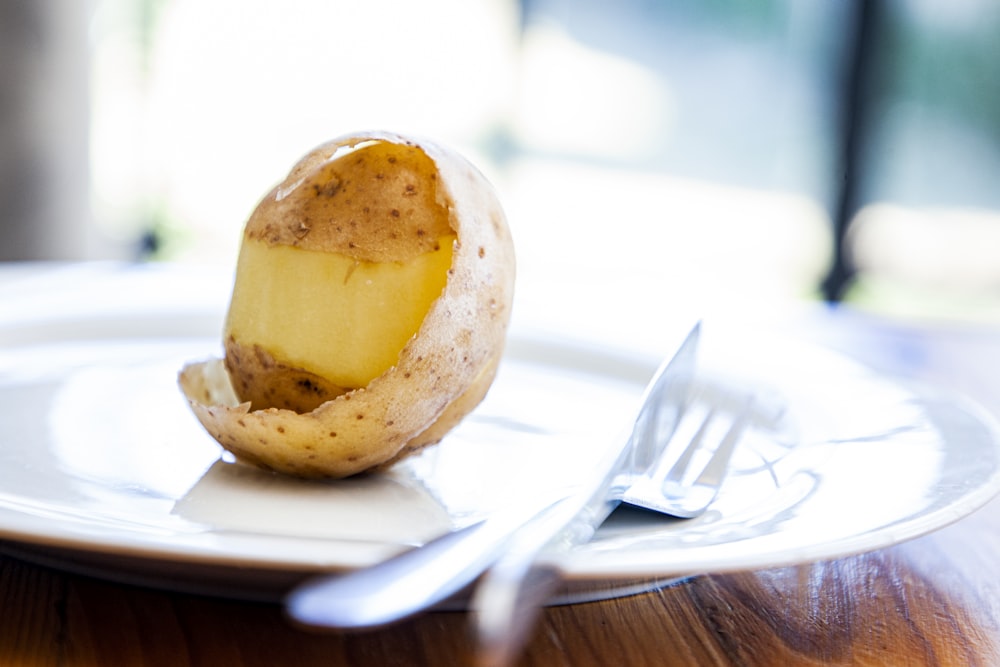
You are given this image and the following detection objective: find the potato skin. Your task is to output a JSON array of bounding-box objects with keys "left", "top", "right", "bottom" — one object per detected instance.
[
  {"left": 223, "top": 339, "right": 348, "bottom": 414},
  {"left": 244, "top": 136, "right": 453, "bottom": 263},
  {"left": 179, "top": 131, "right": 515, "bottom": 478}
]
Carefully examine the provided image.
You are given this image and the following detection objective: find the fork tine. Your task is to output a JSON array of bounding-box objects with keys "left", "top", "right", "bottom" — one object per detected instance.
[
  {"left": 692, "top": 400, "right": 753, "bottom": 489},
  {"left": 651, "top": 396, "right": 753, "bottom": 518},
  {"left": 663, "top": 406, "right": 718, "bottom": 486}
]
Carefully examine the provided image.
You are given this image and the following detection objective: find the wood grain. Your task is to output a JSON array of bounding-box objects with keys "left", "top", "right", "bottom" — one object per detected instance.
[{"left": 4, "top": 504, "right": 1000, "bottom": 667}]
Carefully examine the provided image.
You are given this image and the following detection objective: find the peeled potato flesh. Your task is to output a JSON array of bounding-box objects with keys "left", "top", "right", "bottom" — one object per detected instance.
[{"left": 179, "top": 131, "right": 515, "bottom": 478}]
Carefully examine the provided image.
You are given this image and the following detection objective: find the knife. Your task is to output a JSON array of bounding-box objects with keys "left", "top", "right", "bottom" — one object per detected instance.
[
  {"left": 285, "top": 323, "right": 700, "bottom": 632},
  {"left": 471, "top": 323, "right": 701, "bottom": 665}
]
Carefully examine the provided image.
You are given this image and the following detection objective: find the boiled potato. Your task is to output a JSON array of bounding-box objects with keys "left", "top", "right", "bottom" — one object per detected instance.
[{"left": 179, "top": 131, "right": 515, "bottom": 478}]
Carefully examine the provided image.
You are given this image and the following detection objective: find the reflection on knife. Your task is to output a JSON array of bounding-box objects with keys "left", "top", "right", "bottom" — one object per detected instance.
[{"left": 285, "top": 323, "right": 700, "bottom": 638}]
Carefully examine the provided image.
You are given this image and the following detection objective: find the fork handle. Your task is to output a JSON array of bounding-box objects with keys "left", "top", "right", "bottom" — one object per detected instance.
[{"left": 471, "top": 493, "right": 603, "bottom": 667}]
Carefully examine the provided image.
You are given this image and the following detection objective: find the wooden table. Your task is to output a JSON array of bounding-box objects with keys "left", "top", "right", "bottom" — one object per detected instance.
[{"left": 3, "top": 301, "right": 1000, "bottom": 666}]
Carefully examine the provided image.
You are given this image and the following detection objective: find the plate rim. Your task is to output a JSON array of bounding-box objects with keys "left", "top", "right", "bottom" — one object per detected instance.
[{"left": 2, "top": 303, "right": 1000, "bottom": 598}]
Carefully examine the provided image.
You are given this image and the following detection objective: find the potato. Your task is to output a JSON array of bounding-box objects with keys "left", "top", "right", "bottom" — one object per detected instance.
[{"left": 179, "top": 131, "right": 515, "bottom": 478}]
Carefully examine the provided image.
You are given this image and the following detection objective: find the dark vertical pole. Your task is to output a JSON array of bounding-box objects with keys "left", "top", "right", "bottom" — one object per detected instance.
[{"left": 822, "top": 0, "right": 882, "bottom": 302}]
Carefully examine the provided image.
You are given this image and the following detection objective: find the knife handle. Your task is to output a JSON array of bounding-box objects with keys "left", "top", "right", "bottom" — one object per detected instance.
[{"left": 285, "top": 492, "right": 572, "bottom": 630}]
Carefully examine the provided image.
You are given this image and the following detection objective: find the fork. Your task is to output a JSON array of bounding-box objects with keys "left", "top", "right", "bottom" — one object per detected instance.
[
  {"left": 622, "top": 383, "right": 754, "bottom": 517},
  {"left": 471, "top": 386, "right": 755, "bottom": 666}
]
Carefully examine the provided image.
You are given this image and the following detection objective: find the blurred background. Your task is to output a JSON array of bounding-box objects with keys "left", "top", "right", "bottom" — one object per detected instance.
[{"left": 3, "top": 0, "right": 1000, "bottom": 330}]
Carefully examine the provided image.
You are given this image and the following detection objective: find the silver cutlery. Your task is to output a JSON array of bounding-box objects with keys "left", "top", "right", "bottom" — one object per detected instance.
[
  {"left": 286, "top": 323, "right": 752, "bottom": 644},
  {"left": 472, "top": 376, "right": 754, "bottom": 666}
]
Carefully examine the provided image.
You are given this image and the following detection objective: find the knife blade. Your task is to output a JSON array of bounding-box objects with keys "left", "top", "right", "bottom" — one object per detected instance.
[{"left": 285, "top": 323, "right": 700, "bottom": 632}]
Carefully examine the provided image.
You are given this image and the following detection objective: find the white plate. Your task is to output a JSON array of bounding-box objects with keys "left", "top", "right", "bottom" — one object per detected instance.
[{"left": 2, "top": 265, "right": 1000, "bottom": 602}]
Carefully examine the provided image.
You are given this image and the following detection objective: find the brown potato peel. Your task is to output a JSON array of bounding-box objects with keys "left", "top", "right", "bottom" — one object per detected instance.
[{"left": 178, "top": 131, "right": 515, "bottom": 478}]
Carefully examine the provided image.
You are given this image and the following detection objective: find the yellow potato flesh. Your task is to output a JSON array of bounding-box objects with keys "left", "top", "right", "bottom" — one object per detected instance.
[{"left": 226, "top": 234, "right": 455, "bottom": 391}]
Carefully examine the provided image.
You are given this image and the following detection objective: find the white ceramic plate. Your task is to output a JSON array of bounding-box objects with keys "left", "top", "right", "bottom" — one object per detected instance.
[{"left": 2, "top": 265, "right": 1000, "bottom": 602}]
